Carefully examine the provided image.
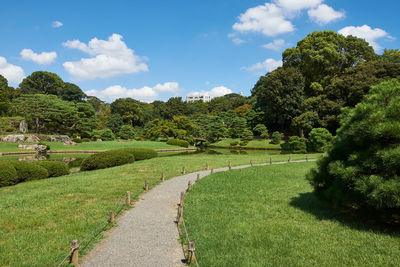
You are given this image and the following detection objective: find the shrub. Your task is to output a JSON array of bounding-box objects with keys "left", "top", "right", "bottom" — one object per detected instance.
[
  {"left": 5, "top": 127, "right": 14, "bottom": 132},
  {"left": 38, "top": 141, "right": 50, "bottom": 150},
  {"left": 253, "top": 124, "right": 268, "bottom": 138},
  {"left": 230, "top": 141, "right": 239, "bottom": 146},
  {"left": 308, "top": 79, "right": 400, "bottom": 216},
  {"left": 307, "top": 128, "right": 333, "bottom": 152},
  {"left": 107, "top": 113, "right": 124, "bottom": 133},
  {"left": 92, "top": 128, "right": 115, "bottom": 141},
  {"left": 118, "top": 148, "right": 158, "bottom": 161},
  {"left": 72, "top": 138, "right": 82, "bottom": 143},
  {"left": 166, "top": 139, "right": 189, "bottom": 148},
  {"left": 81, "top": 150, "right": 134, "bottom": 171},
  {"left": 239, "top": 141, "right": 248, "bottom": 146},
  {"left": 81, "top": 138, "right": 90, "bottom": 142},
  {"left": 11, "top": 161, "right": 49, "bottom": 182},
  {"left": 288, "top": 136, "right": 307, "bottom": 154},
  {"left": 270, "top": 131, "right": 283, "bottom": 144},
  {"left": 241, "top": 129, "right": 254, "bottom": 142},
  {"left": 92, "top": 134, "right": 101, "bottom": 141},
  {"left": 35, "top": 161, "right": 69, "bottom": 177},
  {"left": 0, "top": 161, "right": 18, "bottom": 187},
  {"left": 118, "top": 125, "right": 135, "bottom": 140}
]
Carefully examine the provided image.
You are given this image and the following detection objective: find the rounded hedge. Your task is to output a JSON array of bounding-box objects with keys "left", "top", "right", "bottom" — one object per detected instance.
[
  {"left": 11, "top": 161, "right": 49, "bottom": 182},
  {"left": 0, "top": 161, "right": 18, "bottom": 187},
  {"left": 289, "top": 136, "right": 307, "bottom": 154},
  {"left": 308, "top": 79, "right": 400, "bottom": 216},
  {"left": 35, "top": 161, "right": 69, "bottom": 177},
  {"left": 118, "top": 125, "right": 135, "bottom": 140},
  {"left": 81, "top": 150, "right": 134, "bottom": 171},
  {"left": 166, "top": 139, "right": 189, "bottom": 148},
  {"left": 307, "top": 128, "right": 333, "bottom": 153},
  {"left": 270, "top": 131, "right": 283, "bottom": 144},
  {"left": 118, "top": 148, "right": 158, "bottom": 161}
]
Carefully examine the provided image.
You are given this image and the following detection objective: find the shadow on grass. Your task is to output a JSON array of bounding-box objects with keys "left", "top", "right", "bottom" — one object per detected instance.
[{"left": 290, "top": 192, "right": 400, "bottom": 235}]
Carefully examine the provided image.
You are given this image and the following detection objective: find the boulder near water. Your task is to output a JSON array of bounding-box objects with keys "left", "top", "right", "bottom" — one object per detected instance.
[
  {"left": 25, "top": 135, "right": 40, "bottom": 143},
  {"left": 3, "top": 135, "right": 25, "bottom": 143}
]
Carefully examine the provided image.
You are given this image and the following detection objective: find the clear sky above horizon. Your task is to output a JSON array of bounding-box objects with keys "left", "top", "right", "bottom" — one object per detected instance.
[{"left": 0, "top": 0, "right": 399, "bottom": 103}]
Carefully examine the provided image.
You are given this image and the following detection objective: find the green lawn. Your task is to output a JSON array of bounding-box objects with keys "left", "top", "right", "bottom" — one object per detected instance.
[
  {"left": 0, "top": 140, "right": 183, "bottom": 153},
  {"left": 182, "top": 163, "right": 400, "bottom": 266},
  {"left": 0, "top": 153, "right": 320, "bottom": 266},
  {"left": 211, "top": 138, "right": 283, "bottom": 149}
]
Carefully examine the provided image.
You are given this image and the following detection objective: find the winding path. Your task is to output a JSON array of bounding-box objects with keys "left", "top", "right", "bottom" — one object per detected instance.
[{"left": 82, "top": 159, "right": 314, "bottom": 267}]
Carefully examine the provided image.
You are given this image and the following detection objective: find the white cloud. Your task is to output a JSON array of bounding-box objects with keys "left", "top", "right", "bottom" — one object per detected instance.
[
  {"left": 262, "top": 39, "right": 287, "bottom": 50},
  {"left": 20, "top": 49, "right": 57, "bottom": 65},
  {"left": 274, "top": 0, "right": 322, "bottom": 12},
  {"left": 85, "top": 82, "right": 181, "bottom": 103},
  {"left": 52, "top": 21, "right": 63, "bottom": 28},
  {"left": 308, "top": 4, "right": 345, "bottom": 25},
  {"left": 232, "top": 3, "right": 294, "bottom": 37},
  {"left": 227, "top": 33, "right": 246, "bottom": 45},
  {"left": 0, "top": 57, "right": 25, "bottom": 84},
  {"left": 187, "top": 86, "right": 233, "bottom": 98},
  {"left": 338, "top": 25, "right": 392, "bottom": 51},
  {"left": 242, "top": 58, "right": 282, "bottom": 74},
  {"left": 62, "top": 33, "right": 148, "bottom": 80}
]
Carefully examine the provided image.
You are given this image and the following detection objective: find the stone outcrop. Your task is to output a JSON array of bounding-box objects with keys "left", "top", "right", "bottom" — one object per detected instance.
[
  {"left": 19, "top": 120, "right": 28, "bottom": 134},
  {"left": 35, "top": 145, "right": 47, "bottom": 154},
  {"left": 18, "top": 144, "right": 39, "bottom": 150},
  {"left": 25, "top": 135, "right": 40, "bottom": 143},
  {"left": 48, "top": 135, "right": 71, "bottom": 142},
  {"left": 2, "top": 135, "right": 25, "bottom": 143},
  {"left": 63, "top": 140, "right": 77, "bottom": 146}
]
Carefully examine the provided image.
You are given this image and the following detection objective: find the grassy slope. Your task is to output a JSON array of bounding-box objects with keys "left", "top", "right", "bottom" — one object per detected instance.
[
  {"left": 0, "top": 153, "right": 320, "bottom": 266},
  {"left": 0, "top": 140, "right": 182, "bottom": 153},
  {"left": 211, "top": 138, "right": 283, "bottom": 149},
  {"left": 183, "top": 163, "right": 400, "bottom": 266}
]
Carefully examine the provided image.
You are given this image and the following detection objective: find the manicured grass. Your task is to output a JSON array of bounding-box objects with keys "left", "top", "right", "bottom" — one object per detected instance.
[
  {"left": 0, "top": 153, "right": 320, "bottom": 266},
  {"left": 211, "top": 138, "right": 283, "bottom": 149},
  {"left": 0, "top": 140, "right": 182, "bottom": 153},
  {"left": 182, "top": 163, "right": 400, "bottom": 266}
]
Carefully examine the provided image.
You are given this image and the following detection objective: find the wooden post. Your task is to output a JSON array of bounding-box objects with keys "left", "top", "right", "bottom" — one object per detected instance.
[
  {"left": 187, "top": 241, "right": 195, "bottom": 264},
  {"left": 250, "top": 160, "right": 253, "bottom": 167},
  {"left": 180, "top": 191, "right": 185, "bottom": 207},
  {"left": 211, "top": 168, "right": 214, "bottom": 174},
  {"left": 206, "top": 162, "right": 209, "bottom": 170},
  {"left": 177, "top": 206, "right": 183, "bottom": 224},
  {"left": 161, "top": 171, "right": 165, "bottom": 181},
  {"left": 145, "top": 180, "right": 149, "bottom": 191},
  {"left": 70, "top": 239, "right": 79, "bottom": 266},
  {"left": 125, "top": 191, "right": 130, "bottom": 205},
  {"left": 182, "top": 166, "right": 186, "bottom": 175},
  {"left": 288, "top": 156, "right": 291, "bottom": 163},
  {"left": 187, "top": 181, "right": 192, "bottom": 191},
  {"left": 196, "top": 173, "right": 200, "bottom": 181},
  {"left": 109, "top": 210, "right": 114, "bottom": 223},
  {"left": 270, "top": 157, "right": 272, "bottom": 165},
  {"left": 306, "top": 155, "right": 308, "bottom": 162},
  {"left": 228, "top": 160, "right": 232, "bottom": 170}
]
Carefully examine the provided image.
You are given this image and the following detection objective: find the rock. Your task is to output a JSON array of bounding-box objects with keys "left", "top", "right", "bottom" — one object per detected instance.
[
  {"left": 49, "top": 136, "right": 58, "bottom": 142},
  {"left": 25, "top": 135, "right": 40, "bottom": 143},
  {"left": 118, "top": 139, "right": 130, "bottom": 142},
  {"left": 59, "top": 135, "right": 71, "bottom": 143},
  {"left": 3, "top": 135, "right": 25, "bottom": 143},
  {"left": 19, "top": 120, "right": 28, "bottom": 134},
  {"left": 96, "top": 139, "right": 102, "bottom": 142},
  {"left": 18, "top": 144, "right": 39, "bottom": 150},
  {"left": 35, "top": 145, "right": 47, "bottom": 154},
  {"left": 63, "top": 140, "right": 77, "bottom": 146}
]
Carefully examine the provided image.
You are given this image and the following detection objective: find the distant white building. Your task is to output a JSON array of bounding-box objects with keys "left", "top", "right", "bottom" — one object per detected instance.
[{"left": 185, "top": 93, "right": 211, "bottom": 103}]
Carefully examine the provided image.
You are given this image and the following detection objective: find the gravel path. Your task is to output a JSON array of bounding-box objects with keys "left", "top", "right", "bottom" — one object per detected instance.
[{"left": 82, "top": 159, "right": 314, "bottom": 267}]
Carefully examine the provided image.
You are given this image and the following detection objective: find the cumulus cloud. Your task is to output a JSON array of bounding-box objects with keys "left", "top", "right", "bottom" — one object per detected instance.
[
  {"left": 338, "top": 25, "right": 392, "bottom": 51},
  {"left": 62, "top": 33, "right": 148, "bottom": 80},
  {"left": 232, "top": 3, "right": 294, "bottom": 37},
  {"left": 20, "top": 49, "right": 57, "bottom": 65},
  {"left": 52, "top": 21, "right": 63, "bottom": 28},
  {"left": 242, "top": 58, "right": 282, "bottom": 74},
  {"left": 85, "top": 82, "right": 181, "bottom": 103},
  {"left": 274, "top": 0, "right": 322, "bottom": 12},
  {"left": 187, "top": 86, "right": 233, "bottom": 99},
  {"left": 0, "top": 57, "right": 25, "bottom": 84},
  {"left": 308, "top": 4, "right": 345, "bottom": 25},
  {"left": 262, "top": 39, "right": 287, "bottom": 50}
]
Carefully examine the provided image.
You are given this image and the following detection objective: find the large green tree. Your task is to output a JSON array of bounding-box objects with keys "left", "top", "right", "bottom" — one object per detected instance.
[
  {"left": 18, "top": 71, "right": 65, "bottom": 96},
  {"left": 60, "top": 82, "right": 86, "bottom": 102},
  {"left": 111, "top": 98, "right": 142, "bottom": 125}
]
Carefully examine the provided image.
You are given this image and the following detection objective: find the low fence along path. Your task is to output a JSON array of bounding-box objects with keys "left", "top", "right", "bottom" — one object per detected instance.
[{"left": 82, "top": 159, "right": 314, "bottom": 266}]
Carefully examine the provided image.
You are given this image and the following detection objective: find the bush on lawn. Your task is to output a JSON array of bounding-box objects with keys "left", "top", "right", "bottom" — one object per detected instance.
[
  {"left": 118, "top": 148, "right": 158, "bottom": 161},
  {"left": 166, "top": 139, "right": 189, "bottom": 148},
  {"left": 270, "top": 131, "right": 283, "bottom": 144},
  {"left": 11, "top": 161, "right": 49, "bottom": 182},
  {"left": 239, "top": 141, "right": 248, "bottom": 146},
  {"left": 72, "top": 138, "right": 82, "bottom": 143},
  {"left": 81, "top": 150, "right": 134, "bottom": 171},
  {"left": 0, "top": 161, "right": 18, "bottom": 187},
  {"left": 91, "top": 128, "right": 115, "bottom": 141},
  {"left": 35, "top": 161, "right": 69, "bottom": 177},
  {"left": 307, "top": 128, "right": 333, "bottom": 152},
  {"left": 118, "top": 125, "right": 135, "bottom": 140},
  {"left": 288, "top": 136, "right": 307, "bottom": 154},
  {"left": 81, "top": 138, "right": 90, "bottom": 142},
  {"left": 230, "top": 141, "right": 239, "bottom": 146},
  {"left": 241, "top": 129, "right": 254, "bottom": 142},
  {"left": 308, "top": 79, "right": 400, "bottom": 216}
]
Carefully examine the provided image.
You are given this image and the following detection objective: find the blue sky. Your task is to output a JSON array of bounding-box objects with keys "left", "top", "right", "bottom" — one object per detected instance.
[{"left": 0, "top": 0, "right": 398, "bottom": 103}]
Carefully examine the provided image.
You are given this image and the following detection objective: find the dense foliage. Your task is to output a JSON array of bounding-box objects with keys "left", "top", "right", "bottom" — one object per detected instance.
[
  {"left": 118, "top": 148, "right": 158, "bottom": 161},
  {"left": 166, "top": 139, "right": 189, "bottom": 148},
  {"left": 308, "top": 79, "right": 400, "bottom": 215},
  {"left": 0, "top": 161, "right": 18, "bottom": 187},
  {"left": 80, "top": 150, "right": 135, "bottom": 171},
  {"left": 11, "top": 161, "right": 49, "bottom": 183},
  {"left": 35, "top": 161, "right": 69, "bottom": 177},
  {"left": 307, "top": 128, "right": 333, "bottom": 153}
]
